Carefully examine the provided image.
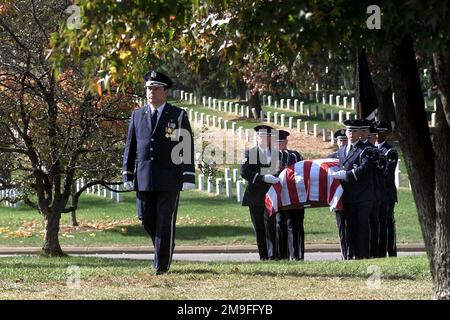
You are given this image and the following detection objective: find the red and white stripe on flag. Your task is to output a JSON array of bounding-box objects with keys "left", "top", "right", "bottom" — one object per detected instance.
[{"left": 265, "top": 159, "right": 344, "bottom": 215}]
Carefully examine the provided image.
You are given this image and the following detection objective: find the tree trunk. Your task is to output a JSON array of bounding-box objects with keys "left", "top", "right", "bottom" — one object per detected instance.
[
  {"left": 42, "top": 210, "right": 64, "bottom": 256},
  {"left": 390, "top": 35, "right": 450, "bottom": 300},
  {"left": 249, "top": 91, "right": 262, "bottom": 119},
  {"left": 70, "top": 185, "right": 79, "bottom": 227},
  {"left": 431, "top": 52, "right": 450, "bottom": 300},
  {"left": 236, "top": 78, "right": 247, "bottom": 101}
]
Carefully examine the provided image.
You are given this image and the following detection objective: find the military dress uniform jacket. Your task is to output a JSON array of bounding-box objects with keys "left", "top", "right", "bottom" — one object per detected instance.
[
  {"left": 378, "top": 142, "right": 398, "bottom": 203},
  {"left": 241, "top": 147, "right": 279, "bottom": 207},
  {"left": 122, "top": 103, "right": 195, "bottom": 191},
  {"left": 337, "top": 141, "right": 374, "bottom": 204}
]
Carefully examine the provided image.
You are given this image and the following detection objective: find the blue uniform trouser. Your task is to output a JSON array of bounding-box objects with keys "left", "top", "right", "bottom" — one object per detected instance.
[
  {"left": 248, "top": 206, "right": 269, "bottom": 260},
  {"left": 335, "top": 210, "right": 350, "bottom": 260},
  {"left": 369, "top": 201, "right": 380, "bottom": 258},
  {"left": 379, "top": 201, "right": 397, "bottom": 257},
  {"left": 137, "top": 190, "right": 180, "bottom": 272},
  {"left": 346, "top": 200, "right": 373, "bottom": 259}
]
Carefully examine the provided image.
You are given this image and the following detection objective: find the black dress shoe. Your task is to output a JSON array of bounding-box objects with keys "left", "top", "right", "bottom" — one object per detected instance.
[{"left": 154, "top": 269, "right": 168, "bottom": 275}]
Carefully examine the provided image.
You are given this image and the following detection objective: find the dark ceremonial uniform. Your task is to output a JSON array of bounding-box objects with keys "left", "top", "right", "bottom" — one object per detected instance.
[
  {"left": 361, "top": 139, "right": 380, "bottom": 258},
  {"left": 286, "top": 149, "right": 305, "bottom": 260},
  {"left": 338, "top": 140, "right": 374, "bottom": 259},
  {"left": 241, "top": 146, "right": 278, "bottom": 260},
  {"left": 328, "top": 151, "right": 350, "bottom": 260},
  {"left": 377, "top": 141, "right": 398, "bottom": 257},
  {"left": 123, "top": 71, "right": 195, "bottom": 274},
  {"left": 328, "top": 129, "right": 350, "bottom": 260}
]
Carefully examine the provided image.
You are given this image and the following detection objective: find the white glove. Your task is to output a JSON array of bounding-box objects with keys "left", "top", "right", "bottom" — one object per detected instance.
[
  {"left": 182, "top": 182, "right": 195, "bottom": 191},
  {"left": 331, "top": 170, "right": 347, "bottom": 180},
  {"left": 123, "top": 181, "right": 134, "bottom": 190},
  {"left": 263, "top": 174, "right": 280, "bottom": 184}
]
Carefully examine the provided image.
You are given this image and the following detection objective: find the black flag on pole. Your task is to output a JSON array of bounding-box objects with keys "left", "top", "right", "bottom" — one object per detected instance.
[{"left": 355, "top": 48, "right": 378, "bottom": 118}]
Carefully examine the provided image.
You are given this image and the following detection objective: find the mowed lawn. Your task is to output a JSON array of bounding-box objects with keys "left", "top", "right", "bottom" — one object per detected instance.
[
  {"left": 0, "top": 188, "right": 422, "bottom": 247},
  {"left": 0, "top": 255, "right": 432, "bottom": 299}
]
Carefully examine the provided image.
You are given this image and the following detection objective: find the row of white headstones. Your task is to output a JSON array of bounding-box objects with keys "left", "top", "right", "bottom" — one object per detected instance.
[{"left": 2, "top": 89, "right": 420, "bottom": 208}]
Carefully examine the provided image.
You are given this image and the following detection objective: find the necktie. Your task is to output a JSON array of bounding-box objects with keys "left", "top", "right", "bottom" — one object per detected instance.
[
  {"left": 151, "top": 109, "right": 158, "bottom": 131},
  {"left": 346, "top": 144, "right": 353, "bottom": 157}
]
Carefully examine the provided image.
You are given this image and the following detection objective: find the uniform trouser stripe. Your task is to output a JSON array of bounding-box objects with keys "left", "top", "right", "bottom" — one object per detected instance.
[{"left": 168, "top": 193, "right": 180, "bottom": 267}]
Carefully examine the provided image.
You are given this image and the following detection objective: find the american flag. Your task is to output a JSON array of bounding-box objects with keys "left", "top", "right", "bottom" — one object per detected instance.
[{"left": 265, "top": 159, "right": 344, "bottom": 216}]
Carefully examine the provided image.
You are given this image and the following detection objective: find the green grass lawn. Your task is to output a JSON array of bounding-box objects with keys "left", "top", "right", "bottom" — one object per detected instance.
[
  {"left": 0, "top": 188, "right": 422, "bottom": 247},
  {"left": 0, "top": 255, "right": 432, "bottom": 299}
]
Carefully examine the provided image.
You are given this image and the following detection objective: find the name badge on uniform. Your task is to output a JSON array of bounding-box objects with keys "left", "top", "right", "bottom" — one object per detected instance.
[{"left": 165, "top": 121, "right": 176, "bottom": 138}]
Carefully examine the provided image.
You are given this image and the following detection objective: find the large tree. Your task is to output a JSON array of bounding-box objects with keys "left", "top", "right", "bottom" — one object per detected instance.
[{"left": 0, "top": 0, "right": 134, "bottom": 255}]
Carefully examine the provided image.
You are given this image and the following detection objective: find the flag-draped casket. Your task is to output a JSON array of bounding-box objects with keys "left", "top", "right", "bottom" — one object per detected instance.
[{"left": 265, "top": 159, "right": 344, "bottom": 216}]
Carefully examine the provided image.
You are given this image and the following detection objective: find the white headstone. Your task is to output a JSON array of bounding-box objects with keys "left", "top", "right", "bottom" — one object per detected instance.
[
  {"left": 274, "top": 112, "right": 279, "bottom": 125},
  {"left": 116, "top": 185, "right": 122, "bottom": 203},
  {"left": 268, "top": 96, "right": 272, "bottom": 107},
  {"left": 216, "top": 178, "right": 223, "bottom": 195},
  {"left": 288, "top": 117, "right": 293, "bottom": 129},
  {"left": 313, "top": 123, "right": 318, "bottom": 137},
  {"left": 236, "top": 181, "right": 244, "bottom": 203},
  {"left": 346, "top": 112, "right": 351, "bottom": 120},
  {"left": 395, "top": 160, "right": 401, "bottom": 189},
  {"left": 225, "top": 178, "right": 232, "bottom": 198},
  {"left": 233, "top": 168, "right": 239, "bottom": 183},
  {"left": 280, "top": 114, "right": 285, "bottom": 127},
  {"left": 198, "top": 174, "right": 204, "bottom": 191},
  {"left": 294, "top": 99, "right": 299, "bottom": 112},
  {"left": 297, "top": 119, "right": 301, "bottom": 132},
  {"left": 339, "top": 110, "right": 344, "bottom": 123},
  {"left": 304, "top": 121, "right": 308, "bottom": 135},
  {"left": 207, "top": 178, "right": 213, "bottom": 193},
  {"left": 322, "top": 128, "right": 327, "bottom": 142}
]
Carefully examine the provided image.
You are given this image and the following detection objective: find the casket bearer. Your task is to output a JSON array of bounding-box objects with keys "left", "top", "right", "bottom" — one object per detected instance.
[
  {"left": 331, "top": 119, "right": 374, "bottom": 259},
  {"left": 328, "top": 129, "right": 351, "bottom": 259},
  {"left": 375, "top": 121, "right": 398, "bottom": 257},
  {"left": 274, "top": 130, "right": 306, "bottom": 260},
  {"left": 241, "top": 125, "right": 280, "bottom": 260}
]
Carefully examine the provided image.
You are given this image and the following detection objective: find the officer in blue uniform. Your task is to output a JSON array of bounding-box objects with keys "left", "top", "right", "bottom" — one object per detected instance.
[
  {"left": 122, "top": 70, "right": 195, "bottom": 275},
  {"left": 328, "top": 129, "right": 351, "bottom": 259},
  {"left": 376, "top": 121, "right": 398, "bottom": 257},
  {"left": 331, "top": 119, "right": 374, "bottom": 259},
  {"left": 275, "top": 130, "right": 305, "bottom": 260},
  {"left": 241, "top": 125, "right": 280, "bottom": 260},
  {"left": 358, "top": 119, "right": 380, "bottom": 257}
]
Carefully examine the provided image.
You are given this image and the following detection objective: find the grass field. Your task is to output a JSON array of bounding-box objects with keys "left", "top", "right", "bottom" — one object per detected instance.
[
  {"left": 0, "top": 188, "right": 422, "bottom": 247},
  {"left": 0, "top": 255, "right": 432, "bottom": 299}
]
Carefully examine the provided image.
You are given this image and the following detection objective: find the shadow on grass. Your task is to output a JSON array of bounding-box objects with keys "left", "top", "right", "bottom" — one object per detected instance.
[{"left": 105, "top": 225, "right": 256, "bottom": 241}]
